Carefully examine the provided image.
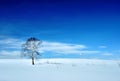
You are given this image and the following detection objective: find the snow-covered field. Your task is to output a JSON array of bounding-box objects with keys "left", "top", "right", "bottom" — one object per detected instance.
[{"left": 0, "top": 59, "right": 120, "bottom": 81}]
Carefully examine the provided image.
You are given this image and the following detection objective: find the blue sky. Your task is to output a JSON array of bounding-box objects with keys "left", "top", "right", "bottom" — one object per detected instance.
[{"left": 0, "top": 0, "right": 120, "bottom": 59}]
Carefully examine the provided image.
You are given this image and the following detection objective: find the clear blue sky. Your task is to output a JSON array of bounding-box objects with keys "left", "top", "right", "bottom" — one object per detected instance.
[{"left": 0, "top": 0, "right": 120, "bottom": 59}]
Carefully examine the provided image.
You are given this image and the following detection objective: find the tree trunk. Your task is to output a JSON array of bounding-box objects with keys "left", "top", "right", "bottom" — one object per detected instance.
[{"left": 32, "top": 53, "right": 34, "bottom": 65}]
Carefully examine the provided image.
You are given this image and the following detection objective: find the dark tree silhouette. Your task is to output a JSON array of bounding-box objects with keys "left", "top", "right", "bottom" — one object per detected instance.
[{"left": 22, "top": 37, "right": 42, "bottom": 65}]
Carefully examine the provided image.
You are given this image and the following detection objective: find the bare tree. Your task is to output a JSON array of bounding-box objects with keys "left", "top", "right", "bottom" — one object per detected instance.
[{"left": 22, "top": 37, "right": 42, "bottom": 65}]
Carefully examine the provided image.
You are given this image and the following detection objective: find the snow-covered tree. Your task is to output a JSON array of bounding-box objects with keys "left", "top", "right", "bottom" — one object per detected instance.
[{"left": 22, "top": 37, "right": 42, "bottom": 65}]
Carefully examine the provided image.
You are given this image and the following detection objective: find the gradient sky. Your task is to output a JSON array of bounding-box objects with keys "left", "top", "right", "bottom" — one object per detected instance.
[{"left": 0, "top": 0, "right": 120, "bottom": 59}]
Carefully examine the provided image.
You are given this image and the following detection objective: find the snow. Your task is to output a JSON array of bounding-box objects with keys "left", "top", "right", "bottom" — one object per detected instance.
[{"left": 0, "top": 59, "right": 120, "bottom": 81}]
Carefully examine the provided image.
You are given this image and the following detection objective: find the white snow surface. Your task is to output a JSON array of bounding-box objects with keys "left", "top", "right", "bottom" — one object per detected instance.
[{"left": 0, "top": 59, "right": 120, "bottom": 81}]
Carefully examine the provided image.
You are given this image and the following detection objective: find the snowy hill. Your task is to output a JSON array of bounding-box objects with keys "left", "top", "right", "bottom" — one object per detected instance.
[{"left": 0, "top": 59, "right": 120, "bottom": 81}]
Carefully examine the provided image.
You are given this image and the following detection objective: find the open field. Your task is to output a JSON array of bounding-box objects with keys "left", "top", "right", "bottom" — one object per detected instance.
[{"left": 0, "top": 59, "right": 120, "bottom": 81}]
